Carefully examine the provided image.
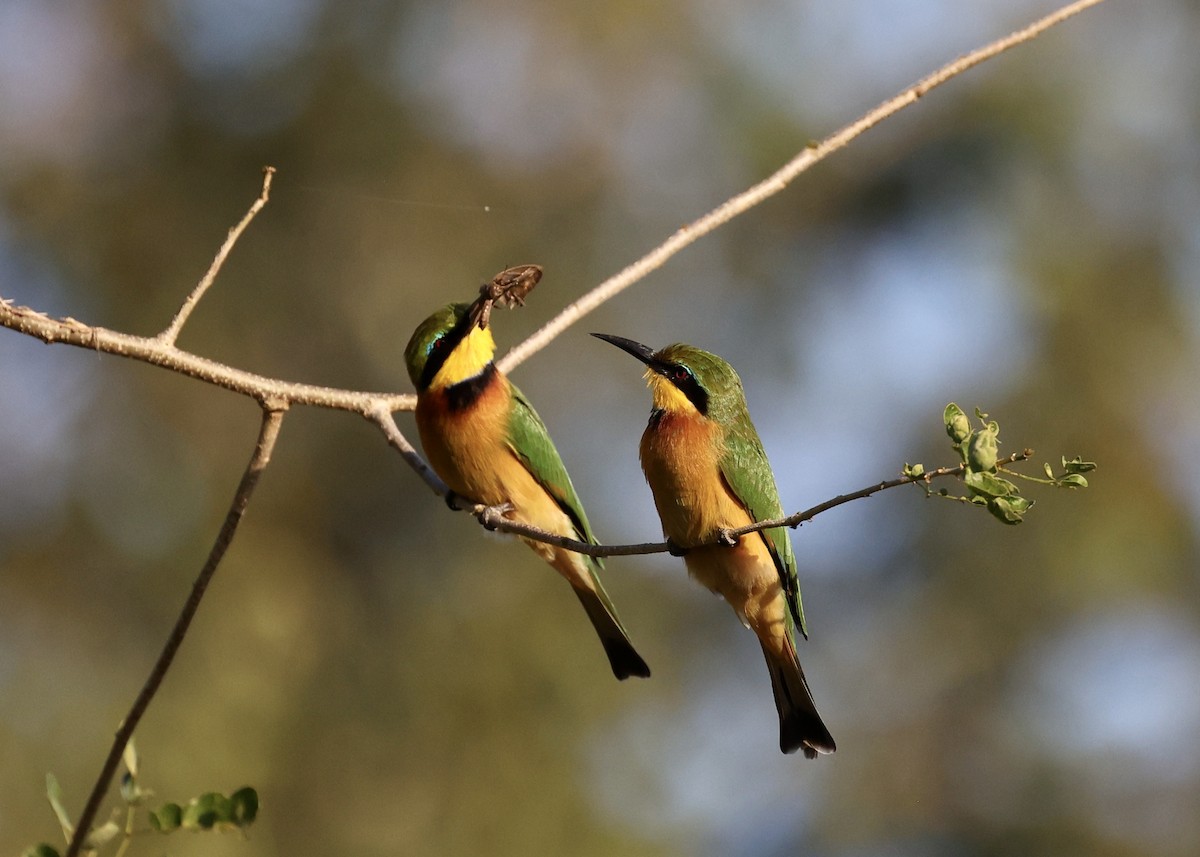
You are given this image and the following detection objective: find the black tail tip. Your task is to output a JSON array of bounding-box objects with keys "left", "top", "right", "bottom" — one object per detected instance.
[
  {"left": 780, "top": 718, "right": 836, "bottom": 757},
  {"left": 608, "top": 646, "right": 652, "bottom": 680}
]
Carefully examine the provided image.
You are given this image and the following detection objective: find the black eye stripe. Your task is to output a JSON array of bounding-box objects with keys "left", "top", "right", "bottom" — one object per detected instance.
[
  {"left": 666, "top": 363, "right": 708, "bottom": 415},
  {"left": 419, "top": 315, "right": 473, "bottom": 389}
]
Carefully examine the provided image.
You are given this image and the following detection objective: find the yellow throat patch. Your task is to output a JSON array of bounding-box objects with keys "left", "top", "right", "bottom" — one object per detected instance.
[
  {"left": 646, "top": 368, "right": 698, "bottom": 414},
  {"left": 431, "top": 324, "right": 497, "bottom": 389}
]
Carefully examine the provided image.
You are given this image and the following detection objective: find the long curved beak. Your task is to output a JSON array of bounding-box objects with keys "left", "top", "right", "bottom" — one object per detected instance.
[{"left": 591, "top": 333, "right": 658, "bottom": 367}]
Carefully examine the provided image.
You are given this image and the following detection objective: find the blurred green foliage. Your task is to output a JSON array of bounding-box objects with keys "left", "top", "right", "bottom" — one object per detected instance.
[{"left": 28, "top": 742, "right": 256, "bottom": 856}]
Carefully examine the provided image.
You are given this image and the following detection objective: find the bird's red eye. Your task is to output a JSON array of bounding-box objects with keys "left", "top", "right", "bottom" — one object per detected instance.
[
  {"left": 673, "top": 367, "right": 689, "bottom": 383},
  {"left": 429, "top": 335, "right": 446, "bottom": 354}
]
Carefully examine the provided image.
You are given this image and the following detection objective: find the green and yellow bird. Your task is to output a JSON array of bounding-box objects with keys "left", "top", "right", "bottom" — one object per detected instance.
[
  {"left": 405, "top": 303, "right": 650, "bottom": 680},
  {"left": 593, "top": 334, "right": 834, "bottom": 755}
]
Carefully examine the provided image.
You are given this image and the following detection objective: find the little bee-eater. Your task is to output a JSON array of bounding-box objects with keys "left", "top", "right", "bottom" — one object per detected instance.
[
  {"left": 405, "top": 303, "right": 650, "bottom": 680},
  {"left": 593, "top": 334, "right": 834, "bottom": 755}
]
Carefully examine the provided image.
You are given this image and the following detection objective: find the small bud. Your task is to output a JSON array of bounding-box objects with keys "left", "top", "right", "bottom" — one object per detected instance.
[
  {"left": 967, "top": 422, "right": 999, "bottom": 472},
  {"left": 944, "top": 404, "right": 971, "bottom": 444}
]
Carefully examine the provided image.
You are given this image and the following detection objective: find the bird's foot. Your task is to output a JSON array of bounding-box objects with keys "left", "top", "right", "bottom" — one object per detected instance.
[
  {"left": 478, "top": 502, "right": 515, "bottom": 531},
  {"left": 716, "top": 528, "right": 740, "bottom": 547}
]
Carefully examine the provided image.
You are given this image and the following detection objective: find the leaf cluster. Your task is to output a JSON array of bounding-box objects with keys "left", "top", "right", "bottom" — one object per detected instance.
[
  {"left": 903, "top": 404, "right": 1095, "bottom": 525},
  {"left": 24, "top": 741, "right": 258, "bottom": 857}
]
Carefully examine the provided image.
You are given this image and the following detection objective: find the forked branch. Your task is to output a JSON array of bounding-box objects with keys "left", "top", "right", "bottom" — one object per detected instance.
[
  {"left": 158, "top": 167, "right": 277, "bottom": 346},
  {"left": 0, "top": 3, "right": 1106, "bottom": 851}
]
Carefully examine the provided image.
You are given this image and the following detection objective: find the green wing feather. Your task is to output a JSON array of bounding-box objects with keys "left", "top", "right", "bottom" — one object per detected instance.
[
  {"left": 504, "top": 382, "right": 602, "bottom": 563},
  {"left": 718, "top": 422, "right": 807, "bottom": 638},
  {"left": 504, "top": 381, "right": 648, "bottom": 680}
]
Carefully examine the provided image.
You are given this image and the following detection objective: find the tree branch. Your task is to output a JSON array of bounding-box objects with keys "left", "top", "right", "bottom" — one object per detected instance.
[
  {"left": 0, "top": 298, "right": 414, "bottom": 412},
  {"left": 465, "top": 451, "right": 1034, "bottom": 558},
  {"left": 0, "top": 0, "right": 1101, "bottom": 435},
  {"left": 496, "top": 0, "right": 1108, "bottom": 374},
  {"left": 0, "top": 3, "right": 1098, "bottom": 843},
  {"left": 64, "top": 405, "right": 287, "bottom": 857},
  {"left": 158, "top": 166, "right": 276, "bottom": 347},
  {"left": 368, "top": 405, "right": 449, "bottom": 496}
]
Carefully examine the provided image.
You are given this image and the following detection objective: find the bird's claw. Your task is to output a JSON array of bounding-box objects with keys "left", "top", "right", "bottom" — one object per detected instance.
[
  {"left": 716, "top": 528, "right": 740, "bottom": 547},
  {"left": 444, "top": 490, "right": 463, "bottom": 511},
  {"left": 478, "top": 502, "right": 515, "bottom": 531},
  {"left": 666, "top": 538, "right": 688, "bottom": 557}
]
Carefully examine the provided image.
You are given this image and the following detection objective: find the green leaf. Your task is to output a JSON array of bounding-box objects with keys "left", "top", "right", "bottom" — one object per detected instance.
[
  {"left": 904, "top": 463, "right": 925, "bottom": 478},
  {"left": 229, "top": 787, "right": 259, "bottom": 827},
  {"left": 182, "top": 792, "right": 231, "bottom": 830},
  {"left": 1044, "top": 463, "right": 1055, "bottom": 479},
  {"left": 1060, "top": 473, "right": 1089, "bottom": 488},
  {"left": 964, "top": 470, "right": 1018, "bottom": 498},
  {"left": 1062, "top": 456, "right": 1097, "bottom": 474},
  {"left": 45, "top": 774, "right": 72, "bottom": 838},
  {"left": 944, "top": 403, "right": 971, "bottom": 444},
  {"left": 987, "top": 495, "right": 1032, "bottom": 524},
  {"left": 150, "top": 803, "right": 183, "bottom": 833},
  {"left": 22, "top": 845, "right": 62, "bottom": 857}
]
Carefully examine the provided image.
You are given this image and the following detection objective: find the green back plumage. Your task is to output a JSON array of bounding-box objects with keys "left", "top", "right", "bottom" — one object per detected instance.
[
  {"left": 718, "top": 420, "right": 805, "bottom": 638},
  {"left": 505, "top": 381, "right": 603, "bottom": 566},
  {"left": 659, "top": 344, "right": 806, "bottom": 638}
]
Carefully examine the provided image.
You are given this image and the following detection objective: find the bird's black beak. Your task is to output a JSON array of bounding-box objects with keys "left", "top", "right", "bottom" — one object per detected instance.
[{"left": 592, "top": 333, "right": 660, "bottom": 369}]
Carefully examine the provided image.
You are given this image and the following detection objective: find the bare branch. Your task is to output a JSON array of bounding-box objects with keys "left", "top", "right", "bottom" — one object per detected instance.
[
  {"left": 0, "top": 298, "right": 414, "bottom": 412},
  {"left": 64, "top": 405, "right": 287, "bottom": 857},
  {"left": 158, "top": 166, "right": 276, "bottom": 346},
  {"left": 0, "top": 0, "right": 1102, "bottom": 496},
  {"left": 0, "top": 3, "right": 1097, "bottom": 837},
  {"left": 368, "top": 406, "right": 449, "bottom": 496},
  {"left": 497, "top": 0, "right": 1108, "bottom": 374},
  {"left": 464, "top": 451, "right": 1033, "bottom": 558}
]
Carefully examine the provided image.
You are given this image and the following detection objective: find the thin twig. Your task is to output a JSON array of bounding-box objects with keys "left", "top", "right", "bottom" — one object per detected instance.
[
  {"left": 64, "top": 405, "right": 287, "bottom": 857},
  {"left": 466, "top": 451, "right": 1033, "bottom": 558},
  {"left": 497, "top": 0, "right": 1108, "bottom": 374},
  {"left": 158, "top": 167, "right": 276, "bottom": 347}
]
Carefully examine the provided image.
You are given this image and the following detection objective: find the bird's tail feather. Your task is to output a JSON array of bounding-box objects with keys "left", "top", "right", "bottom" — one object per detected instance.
[
  {"left": 572, "top": 586, "right": 651, "bottom": 680},
  {"left": 763, "top": 635, "right": 836, "bottom": 757}
]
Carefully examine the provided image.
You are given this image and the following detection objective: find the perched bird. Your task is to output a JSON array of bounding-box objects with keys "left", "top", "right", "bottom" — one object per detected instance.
[
  {"left": 405, "top": 302, "right": 650, "bottom": 680},
  {"left": 593, "top": 334, "right": 834, "bottom": 755}
]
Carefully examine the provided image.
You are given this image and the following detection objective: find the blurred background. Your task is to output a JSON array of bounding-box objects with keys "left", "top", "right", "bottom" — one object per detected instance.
[{"left": 3, "top": 0, "right": 1198, "bottom": 854}]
